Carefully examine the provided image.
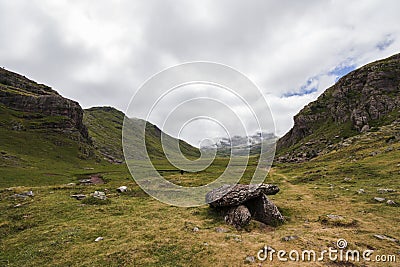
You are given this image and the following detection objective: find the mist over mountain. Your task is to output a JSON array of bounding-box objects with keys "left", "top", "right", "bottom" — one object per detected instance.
[{"left": 200, "top": 132, "right": 277, "bottom": 156}]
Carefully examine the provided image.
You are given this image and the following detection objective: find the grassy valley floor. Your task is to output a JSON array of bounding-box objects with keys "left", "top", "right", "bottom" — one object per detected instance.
[{"left": 1, "top": 124, "right": 400, "bottom": 266}]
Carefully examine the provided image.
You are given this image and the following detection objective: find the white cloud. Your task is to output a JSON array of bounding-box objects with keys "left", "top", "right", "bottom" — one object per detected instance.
[{"left": 0, "top": 0, "right": 399, "bottom": 144}]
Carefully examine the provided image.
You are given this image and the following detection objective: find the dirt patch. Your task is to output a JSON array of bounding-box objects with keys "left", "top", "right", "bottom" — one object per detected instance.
[
  {"left": 89, "top": 175, "right": 104, "bottom": 184},
  {"left": 78, "top": 174, "right": 105, "bottom": 185}
]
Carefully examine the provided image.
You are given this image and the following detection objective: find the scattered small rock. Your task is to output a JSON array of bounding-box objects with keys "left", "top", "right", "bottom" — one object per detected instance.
[
  {"left": 327, "top": 214, "right": 344, "bottom": 220},
  {"left": 244, "top": 255, "right": 255, "bottom": 264},
  {"left": 215, "top": 227, "right": 229, "bottom": 233},
  {"left": 377, "top": 188, "right": 396, "bottom": 193},
  {"left": 14, "top": 190, "right": 34, "bottom": 198},
  {"left": 92, "top": 191, "right": 106, "bottom": 200},
  {"left": 116, "top": 186, "right": 128, "bottom": 193},
  {"left": 374, "top": 197, "right": 386, "bottom": 202},
  {"left": 321, "top": 214, "right": 357, "bottom": 227},
  {"left": 226, "top": 234, "right": 242, "bottom": 242},
  {"left": 387, "top": 200, "right": 397, "bottom": 205},
  {"left": 385, "top": 146, "right": 394, "bottom": 152},
  {"left": 373, "top": 234, "right": 399, "bottom": 243},
  {"left": 79, "top": 179, "right": 92, "bottom": 185},
  {"left": 343, "top": 177, "right": 352, "bottom": 182},
  {"left": 94, "top": 237, "right": 104, "bottom": 242},
  {"left": 357, "top": 189, "right": 366, "bottom": 194},
  {"left": 70, "top": 194, "right": 87, "bottom": 200},
  {"left": 25, "top": 190, "right": 34, "bottom": 197},
  {"left": 192, "top": 227, "right": 199, "bottom": 232},
  {"left": 66, "top": 183, "right": 76, "bottom": 186},
  {"left": 361, "top": 125, "right": 370, "bottom": 132},
  {"left": 282, "top": 235, "right": 298, "bottom": 242},
  {"left": 234, "top": 236, "right": 242, "bottom": 242}
]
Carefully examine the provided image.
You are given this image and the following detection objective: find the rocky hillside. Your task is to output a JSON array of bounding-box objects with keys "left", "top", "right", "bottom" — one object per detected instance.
[
  {"left": 0, "top": 68, "right": 200, "bottom": 164},
  {"left": 0, "top": 68, "right": 89, "bottom": 140},
  {"left": 277, "top": 53, "right": 400, "bottom": 162}
]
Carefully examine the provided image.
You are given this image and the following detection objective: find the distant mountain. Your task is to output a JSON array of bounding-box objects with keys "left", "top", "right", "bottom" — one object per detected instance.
[
  {"left": 201, "top": 132, "right": 277, "bottom": 156},
  {"left": 277, "top": 53, "right": 400, "bottom": 162},
  {"left": 0, "top": 68, "right": 199, "bottom": 166}
]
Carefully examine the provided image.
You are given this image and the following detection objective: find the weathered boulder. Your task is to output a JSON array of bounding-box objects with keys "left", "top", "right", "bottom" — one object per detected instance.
[
  {"left": 246, "top": 194, "right": 285, "bottom": 226},
  {"left": 224, "top": 205, "right": 252, "bottom": 230},
  {"left": 206, "top": 184, "right": 284, "bottom": 229},
  {"left": 205, "top": 184, "right": 279, "bottom": 207}
]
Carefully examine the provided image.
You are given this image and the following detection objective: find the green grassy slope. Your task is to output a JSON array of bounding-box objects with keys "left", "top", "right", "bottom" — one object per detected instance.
[
  {"left": 0, "top": 103, "right": 106, "bottom": 187},
  {"left": 84, "top": 106, "right": 200, "bottom": 162},
  {"left": 0, "top": 124, "right": 399, "bottom": 266},
  {"left": 83, "top": 107, "right": 125, "bottom": 162},
  {"left": 1, "top": 65, "right": 399, "bottom": 266}
]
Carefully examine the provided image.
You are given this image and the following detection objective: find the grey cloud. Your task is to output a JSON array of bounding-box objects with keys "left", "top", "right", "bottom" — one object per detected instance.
[{"left": 1, "top": 0, "right": 400, "bottom": 144}]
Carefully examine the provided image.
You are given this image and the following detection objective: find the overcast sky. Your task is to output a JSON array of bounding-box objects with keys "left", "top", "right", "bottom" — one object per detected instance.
[{"left": 1, "top": 0, "right": 399, "bottom": 146}]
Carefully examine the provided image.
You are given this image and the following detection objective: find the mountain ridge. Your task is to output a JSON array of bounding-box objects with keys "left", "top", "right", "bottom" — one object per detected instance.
[
  {"left": 83, "top": 106, "right": 200, "bottom": 162},
  {"left": 0, "top": 67, "right": 89, "bottom": 141},
  {"left": 277, "top": 52, "right": 400, "bottom": 162},
  {"left": 0, "top": 68, "right": 199, "bottom": 165}
]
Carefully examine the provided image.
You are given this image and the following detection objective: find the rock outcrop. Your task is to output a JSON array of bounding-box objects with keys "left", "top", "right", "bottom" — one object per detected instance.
[
  {"left": 206, "top": 184, "right": 280, "bottom": 207},
  {"left": 277, "top": 53, "right": 400, "bottom": 162},
  {"left": 224, "top": 205, "right": 252, "bottom": 229},
  {"left": 0, "top": 68, "right": 200, "bottom": 162},
  {"left": 206, "top": 184, "right": 284, "bottom": 229},
  {"left": 0, "top": 68, "right": 89, "bottom": 140},
  {"left": 245, "top": 194, "right": 284, "bottom": 226}
]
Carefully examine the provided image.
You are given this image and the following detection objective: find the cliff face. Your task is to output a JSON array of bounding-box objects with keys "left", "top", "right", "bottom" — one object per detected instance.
[
  {"left": 0, "top": 68, "right": 89, "bottom": 140},
  {"left": 277, "top": 53, "right": 400, "bottom": 162}
]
